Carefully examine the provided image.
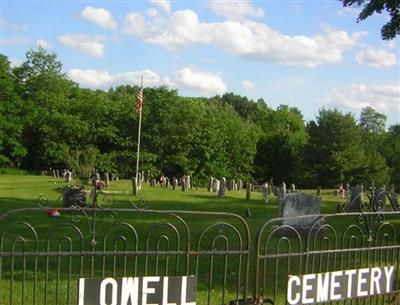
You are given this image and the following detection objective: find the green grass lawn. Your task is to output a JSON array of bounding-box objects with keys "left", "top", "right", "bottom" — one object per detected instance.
[{"left": 1, "top": 174, "right": 399, "bottom": 305}]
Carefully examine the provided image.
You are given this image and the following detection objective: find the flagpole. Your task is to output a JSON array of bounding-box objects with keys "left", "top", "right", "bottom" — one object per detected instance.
[{"left": 134, "top": 76, "right": 143, "bottom": 195}]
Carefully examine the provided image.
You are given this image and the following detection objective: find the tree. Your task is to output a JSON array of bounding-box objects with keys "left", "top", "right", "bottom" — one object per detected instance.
[
  {"left": 254, "top": 105, "right": 307, "bottom": 184},
  {"left": 0, "top": 54, "right": 27, "bottom": 167},
  {"left": 339, "top": 0, "right": 400, "bottom": 40},
  {"left": 305, "top": 109, "right": 367, "bottom": 187},
  {"left": 383, "top": 125, "right": 400, "bottom": 186},
  {"left": 359, "top": 106, "right": 387, "bottom": 134},
  {"left": 358, "top": 107, "right": 390, "bottom": 186}
]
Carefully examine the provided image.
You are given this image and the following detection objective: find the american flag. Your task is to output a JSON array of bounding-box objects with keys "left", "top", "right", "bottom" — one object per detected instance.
[{"left": 136, "top": 88, "right": 143, "bottom": 112}]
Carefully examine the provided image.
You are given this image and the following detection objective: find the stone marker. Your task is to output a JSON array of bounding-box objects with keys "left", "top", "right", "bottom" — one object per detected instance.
[
  {"left": 56, "top": 169, "right": 60, "bottom": 178},
  {"left": 282, "top": 182, "right": 287, "bottom": 195},
  {"left": 208, "top": 177, "right": 213, "bottom": 192},
  {"left": 347, "top": 185, "right": 363, "bottom": 212},
  {"left": 165, "top": 177, "right": 170, "bottom": 188},
  {"left": 238, "top": 180, "right": 243, "bottom": 191},
  {"left": 105, "top": 172, "right": 110, "bottom": 186},
  {"left": 280, "top": 192, "right": 321, "bottom": 231},
  {"left": 212, "top": 179, "right": 220, "bottom": 193},
  {"left": 262, "top": 183, "right": 269, "bottom": 204},
  {"left": 246, "top": 183, "right": 252, "bottom": 200},
  {"left": 218, "top": 178, "right": 226, "bottom": 197},
  {"left": 52, "top": 169, "right": 56, "bottom": 178},
  {"left": 172, "top": 178, "right": 178, "bottom": 190},
  {"left": 290, "top": 184, "right": 296, "bottom": 192}
]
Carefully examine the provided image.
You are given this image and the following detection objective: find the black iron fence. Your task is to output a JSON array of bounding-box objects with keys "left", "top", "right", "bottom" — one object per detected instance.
[{"left": 1, "top": 191, "right": 400, "bottom": 305}]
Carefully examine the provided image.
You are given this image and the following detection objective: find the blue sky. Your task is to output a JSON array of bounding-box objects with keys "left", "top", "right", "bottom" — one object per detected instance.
[{"left": 1, "top": 0, "right": 399, "bottom": 126}]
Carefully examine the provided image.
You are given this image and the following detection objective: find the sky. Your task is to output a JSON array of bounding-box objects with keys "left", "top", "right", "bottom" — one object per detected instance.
[{"left": 1, "top": 0, "right": 399, "bottom": 126}]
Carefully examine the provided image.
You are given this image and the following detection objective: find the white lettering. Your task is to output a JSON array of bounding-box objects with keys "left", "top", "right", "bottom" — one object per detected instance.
[
  {"left": 357, "top": 268, "right": 369, "bottom": 297},
  {"left": 301, "top": 274, "right": 315, "bottom": 304},
  {"left": 384, "top": 266, "right": 394, "bottom": 293},
  {"left": 100, "top": 278, "right": 118, "bottom": 305},
  {"left": 180, "top": 276, "right": 196, "bottom": 305},
  {"left": 162, "top": 277, "right": 177, "bottom": 305},
  {"left": 316, "top": 273, "right": 329, "bottom": 302},
  {"left": 344, "top": 269, "right": 357, "bottom": 298},
  {"left": 287, "top": 276, "right": 301, "bottom": 305},
  {"left": 142, "top": 277, "right": 160, "bottom": 305},
  {"left": 78, "top": 278, "right": 85, "bottom": 305},
  {"left": 330, "top": 271, "right": 342, "bottom": 300},
  {"left": 369, "top": 267, "right": 381, "bottom": 295},
  {"left": 121, "top": 277, "right": 139, "bottom": 305}
]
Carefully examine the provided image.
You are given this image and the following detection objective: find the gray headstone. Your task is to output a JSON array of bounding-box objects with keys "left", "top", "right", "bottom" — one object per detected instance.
[
  {"left": 281, "top": 182, "right": 286, "bottom": 195},
  {"left": 262, "top": 183, "right": 269, "bottom": 204},
  {"left": 218, "top": 178, "right": 226, "bottom": 197},
  {"left": 290, "top": 184, "right": 295, "bottom": 192},
  {"left": 105, "top": 172, "right": 110, "bottom": 186},
  {"left": 152, "top": 178, "right": 157, "bottom": 187},
  {"left": 208, "top": 177, "right": 213, "bottom": 192},
  {"left": 246, "top": 183, "right": 252, "bottom": 200},
  {"left": 186, "top": 175, "right": 191, "bottom": 189},
  {"left": 172, "top": 178, "right": 178, "bottom": 190},
  {"left": 280, "top": 192, "right": 321, "bottom": 231},
  {"left": 165, "top": 177, "right": 170, "bottom": 188},
  {"left": 52, "top": 169, "right": 56, "bottom": 178},
  {"left": 56, "top": 169, "right": 60, "bottom": 178},
  {"left": 347, "top": 185, "right": 363, "bottom": 212},
  {"left": 212, "top": 179, "right": 220, "bottom": 193},
  {"left": 238, "top": 180, "right": 243, "bottom": 191}
]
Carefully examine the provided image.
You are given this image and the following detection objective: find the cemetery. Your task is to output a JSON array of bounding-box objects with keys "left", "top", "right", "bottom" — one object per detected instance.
[
  {"left": 1, "top": 0, "right": 400, "bottom": 303},
  {"left": 0, "top": 172, "right": 399, "bottom": 305}
]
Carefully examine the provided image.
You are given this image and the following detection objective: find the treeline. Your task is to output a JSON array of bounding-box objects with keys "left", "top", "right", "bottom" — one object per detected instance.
[{"left": 1, "top": 49, "right": 399, "bottom": 188}]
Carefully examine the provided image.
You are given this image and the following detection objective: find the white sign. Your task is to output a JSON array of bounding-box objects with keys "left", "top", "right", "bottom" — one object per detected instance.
[
  {"left": 78, "top": 276, "right": 197, "bottom": 305},
  {"left": 287, "top": 266, "right": 395, "bottom": 305}
]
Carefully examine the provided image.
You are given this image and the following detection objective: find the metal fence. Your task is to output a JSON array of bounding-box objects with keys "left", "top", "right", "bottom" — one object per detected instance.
[{"left": 1, "top": 191, "right": 400, "bottom": 305}]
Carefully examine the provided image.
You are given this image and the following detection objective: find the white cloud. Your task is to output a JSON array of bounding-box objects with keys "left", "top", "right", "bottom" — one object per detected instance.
[
  {"left": 36, "top": 39, "right": 52, "bottom": 49},
  {"left": 208, "top": 0, "right": 264, "bottom": 21},
  {"left": 68, "top": 66, "right": 227, "bottom": 96},
  {"left": 124, "top": 9, "right": 365, "bottom": 67},
  {"left": 322, "top": 83, "right": 400, "bottom": 113},
  {"left": 81, "top": 6, "right": 117, "bottom": 31},
  {"left": 241, "top": 80, "right": 255, "bottom": 91},
  {"left": 356, "top": 48, "right": 397, "bottom": 68},
  {"left": 68, "top": 68, "right": 161, "bottom": 88},
  {"left": 168, "top": 67, "right": 226, "bottom": 96},
  {"left": 149, "top": 0, "right": 171, "bottom": 14},
  {"left": 58, "top": 34, "right": 104, "bottom": 57},
  {"left": 9, "top": 58, "right": 23, "bottom": 67},
  {"left": 386, "top": 40, "right": 397, "bottom": 49}
]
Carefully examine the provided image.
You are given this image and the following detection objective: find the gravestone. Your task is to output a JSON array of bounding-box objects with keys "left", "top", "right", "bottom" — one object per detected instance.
[
  {"left": 238, "top": 180, "right": 243, "bottom": 191},
  {"left": 290, "top": 184, "right": 296, "bottom": 192},
  {"left": 316, "top": 186, "right": 321, "bottom": 196},
  {"left": 212, "top": 179, "right": 220, "bottom": 193},
  {"left": 172, "top": 178, "right": 178, "bottom": 190},
  {"left": 186, "top": 175, "right": 191, "bottom": 190},
  {"left": 280, "top": 192, "right": 321, "bottom": 232},
  {"left": 165, "top": 177, "right": 170, "bottom": 188},
  {"left": 234, "top": 182, "right": 238, "bottom": 191},
  {"left": 218, "top": 178, "right": 226, "bottom": 197},
  {"left": 56, "top": 169, "right": 60, "bottom": 178},
  {"left": 262, "top": 183, "right": 269, "bottom": 204},
  {"left": 208, "top": 177, "right": 213, "bottom": 192},
  {"left": 246, "top": 183, "right": 252, "bottom": 200},
  {"left": 105, "top": 172, "right": 110, "bottom": 186},
  {"left": 181, "top": 180, "right": 186, "bottom": 192},
  {"left": 52, "top": 169, "right": 56, "bottom": 178},
  {"left": 63, "top": 188, "right": 86, "bottom": 207},
  {"left": 152, "top": 178, "right": 157, "bottom": 187},
  {"left": 273, "top": 186, "right": 280, "bottom": 196},
  {"left": 347, "top": 185, "right": 363, "bottom": 212},
  {"left": 281, "top": 182, "right": 287, "bottom": 195}
]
